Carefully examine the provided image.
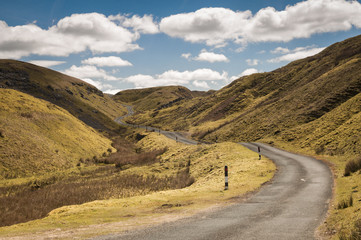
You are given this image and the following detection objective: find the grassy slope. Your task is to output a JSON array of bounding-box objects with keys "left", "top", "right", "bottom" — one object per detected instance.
[
  {"left": 113, "top": 85, "right": 210, "bottom": 112},
  {"left": 124, "top": 34, "right": 361, "bottom": 239},
  {"left": 129, "top": 35, "right": 361, "bottom": 150},
  {"left": 0, "top": 60, "right": 126, "bottom": 132},
  {"left": 0, "top": 89, "right": 114, "bottom": 178},
  {"left": 0, "top": 132, "right": 275, "bottom": 239}
]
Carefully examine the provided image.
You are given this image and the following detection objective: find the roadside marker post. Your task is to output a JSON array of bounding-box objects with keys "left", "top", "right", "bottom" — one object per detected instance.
[
  {"left": 258, "top": 146, "right": 261, "bottom": 160},
  {"left": 225, "top": 166, "right": 228, "bottom": 190}
]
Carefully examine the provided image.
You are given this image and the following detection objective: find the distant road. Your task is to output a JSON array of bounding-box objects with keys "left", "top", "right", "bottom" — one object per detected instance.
[
  {"left": 94, "top": 142, "right": 332, "bottom": 240},
  {"left": 114, "top": 104, "right": 198, "bottom": 145}
]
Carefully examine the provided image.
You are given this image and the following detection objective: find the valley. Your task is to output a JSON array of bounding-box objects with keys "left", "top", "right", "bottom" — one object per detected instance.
[{"left": 0, "top": 33, "right": 360, "bottom": 239}]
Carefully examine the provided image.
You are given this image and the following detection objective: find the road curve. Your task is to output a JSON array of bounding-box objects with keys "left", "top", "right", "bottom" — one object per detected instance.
[
  {"left": 93, "top": 142, "right": 332, "bottom": 240},
  {"left": 114, "top": 104, "right": 198, "bottom": 145}
]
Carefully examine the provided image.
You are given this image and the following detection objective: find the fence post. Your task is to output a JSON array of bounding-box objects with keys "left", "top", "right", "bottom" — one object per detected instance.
[
  {"left": 225, "top": 165, "right": 228, "bottom": 190},
  {"left": 258, "top": 146, "right": 261, "bottom": 160}
]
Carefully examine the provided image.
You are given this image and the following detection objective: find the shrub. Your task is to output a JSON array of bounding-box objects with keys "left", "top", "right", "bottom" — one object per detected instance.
[
  {"left": 339, "top": 219, "right": 361, "bottom": 240},
  {"left": 344, "top": 156, "right": 361, "bottom": 176},
  {"left": 20, "top": 112, "right": 33, "bottom": 118},
  {"left": 111, "top": 147, "right": 168, "bottom": 169},
  {"left": 337, "top": 195, "right": 353, "bottom": 209}
]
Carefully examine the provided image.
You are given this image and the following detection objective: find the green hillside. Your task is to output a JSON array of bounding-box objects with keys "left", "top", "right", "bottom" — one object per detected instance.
[
  {"left": 0, "top": 60, "right": 126, "bottom": 133},
  {"left": 123, "top": 34, "right": 361, "bottom": 239},
  {"left": 0, "top": 89, "right": 114, "bottom": 178},
  {"left": 128, "top": 34, "right": 361, "bottom": 155},
  {"left": 113, "top": 86, "right": 211, "bottom": 112}
]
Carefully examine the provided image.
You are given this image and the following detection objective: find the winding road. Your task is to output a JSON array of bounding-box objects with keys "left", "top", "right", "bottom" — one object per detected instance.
[
  {"left": 108, "top": 105, "right": 333, "bottom": 239},
  {"left": 114, "top": 104, "right": 198, "bottom": 145}
]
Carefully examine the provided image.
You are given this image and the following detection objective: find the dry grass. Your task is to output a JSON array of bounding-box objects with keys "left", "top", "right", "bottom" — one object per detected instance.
[
  {"left": 0, "top": 133, "right": 275, "bottom": 239},
  {"left": 0, "top": 166, "right": 193, "bottom": 227},
  {"left": 344, "top": 156, "right": 361, "bottom": 176},
  {"left": 0, "top": 133, "right": 195, "bottom": 227},
  {"left": 0, "top": 59, "right": 127, "bottom": 133},
  {"left": 0, "top": 89, "right": 114, "bottom": 178}
]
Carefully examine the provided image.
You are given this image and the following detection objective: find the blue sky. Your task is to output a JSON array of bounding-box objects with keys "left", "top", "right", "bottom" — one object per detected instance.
[{"left": 1, "top": 0, "right": 361, "bottom": 93}]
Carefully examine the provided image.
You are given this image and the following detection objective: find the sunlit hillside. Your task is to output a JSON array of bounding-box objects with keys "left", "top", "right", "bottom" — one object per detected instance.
[
  {"left": 0, "top": 89, "right": 114, "bottom": 178},
  {"left": 0, "top": 60, "right": 126, "bottom": 133},
  {"left": 127, "top": 34, "right": 361, "bottom": 156}
]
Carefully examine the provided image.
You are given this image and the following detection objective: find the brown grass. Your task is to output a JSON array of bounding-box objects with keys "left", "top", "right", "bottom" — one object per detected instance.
[
  {"left": 0, "top": 136, "right": 194, "bottom": 227},
  {"left": 344, "top": 156, "right": 361, "bottom": 176},
  {"left": 0, "top": 165, "right": 194, "bottom": 227},
  {"left": 96, "top": 137, "right": 167, "bottom": 168}
]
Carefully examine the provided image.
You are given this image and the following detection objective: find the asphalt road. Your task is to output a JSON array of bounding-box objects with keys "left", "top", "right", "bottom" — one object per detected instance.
[
  {"left": 93, "top": 142, "right": 332, "bottom": 240},
  {"left": 114, "top": 104, "right": 198, "bottom": 145}
]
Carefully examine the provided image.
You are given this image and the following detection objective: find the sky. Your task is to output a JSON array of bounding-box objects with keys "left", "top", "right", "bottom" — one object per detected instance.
[{"left": 1, "top": 0, "right": 361, "bottom": 94}]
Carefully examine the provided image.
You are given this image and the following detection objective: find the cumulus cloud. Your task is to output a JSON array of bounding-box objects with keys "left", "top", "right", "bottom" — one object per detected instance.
[
  {"left": 230, "top": 68, "right": 259, "bottom": 81},
  {"left": 0, "top": 13, "right": 147, "bottom": 59},
  {"left": 193, "top": 50, "right": 229, "bottom": 63},
  {"left": 181, "top": 53, "right": 192, "bottom": 60},
  {"left": 64, "top": 65, "right": 118, "bottom": 81},
  {"left": 193, "top": 80, "right": 210, "bottom": 89},
  {"left": 160, "top": 7, "right": 251, "bottom": 46},
  {"left": 246, "top": 59, "right": 259, "bottom": 66},
  {"left": 124, "top": 68, "right": 228, "bottom": 88},
  {"left": 159, "top": 0, "right": 361, "bottom": 47},
  {"left": 28, "top": 60, "right": 66, "bottom": 67},
  {"left": 81, "top": 78, "right": 105, "bottom": 90},
  {"left": 181, "top": 50, "right": 229, "bottom": 63},
  {"left": 268, "top": 46, "right": 325, "bottom": 63},
  {"left": 103, "top": 88, "right": 123, "bottom": 95},
  {"left": 109, "top": 14, "right": 159, "bottom": 34},
  {"left": 81, "top": 56, "right": 132, "bottom": 67},
  {"left": 270, "top": 47, "right": 290, "bottom": 54}
]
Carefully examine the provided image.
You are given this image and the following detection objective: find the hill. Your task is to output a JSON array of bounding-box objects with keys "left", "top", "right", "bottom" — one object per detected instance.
[
  {"left": 113, "top": 86, "right": 212, "bottom": 112},
  {"left": 128, "top": 34, "right": 361, "bottom": 155},
  {"left": 0, "top": 60, "right": 126, "bottom": 133},
  {"left": 0, "top": 89, "right": 114, "bottom": 178}
]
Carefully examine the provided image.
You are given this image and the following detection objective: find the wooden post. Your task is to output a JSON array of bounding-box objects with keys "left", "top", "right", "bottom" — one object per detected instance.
[
  {"left": 225, "top": 165, "right": 228, "bottom": 190},
  {"left": 258, "top": 146, "right": 261, "bottom": 160}
]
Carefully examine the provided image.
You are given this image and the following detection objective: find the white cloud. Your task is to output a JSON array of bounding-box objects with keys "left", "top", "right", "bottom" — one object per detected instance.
[
  {"left": 28, "top": 60, "right": 66, "bottom": 67},
  {"left": 64, "top": 65, "right": 118, "bottom": 81},
  {"left": 193, "top": 50, "right": 229, "bottom": 63},
  {"left": 159, "top": 0, "right": 361, "bottom": 47},
  {"left": 81, "top": 78, "right": 104, "bottom": 90},
  {"left": 230, "top": 68, "right": 259, "bottom": 81},
  {"left": 0, "top": 13, "right": 142, "bottom": 59},
  {"left": 109, "top": 14, "right": 159, "bottom": 34},
  {"left": 246, "top": 0, "right": 361, "bottom": 42},
  {"left": 193, "top": 80, "right": 210, "bottom": 89},
  {"left": 241, "top": 68, "right": 259, "bottom": 76},
  {"left": 81, "top": 56, "right": 132, "bottom": 67},
  {"left": 124, "top": 68, "right": 228, "bottom": 88},
  {"left": 160, "top": 7, "right": 251, "bottom": 46},
  {"left": 246, "top": 59, "right": 259, "bottom": 66},
  {"left": 181, "top": 53, "right": 192, "bottom": 60},
  {"left": 270, "top": 47, "right": 290, "bottom": 54},
  {"left": 103, "top": 88, "right": 122, "bottom": 95},
  {"left": 268, "top": 47, "right": 325, "bottom": 63}
]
